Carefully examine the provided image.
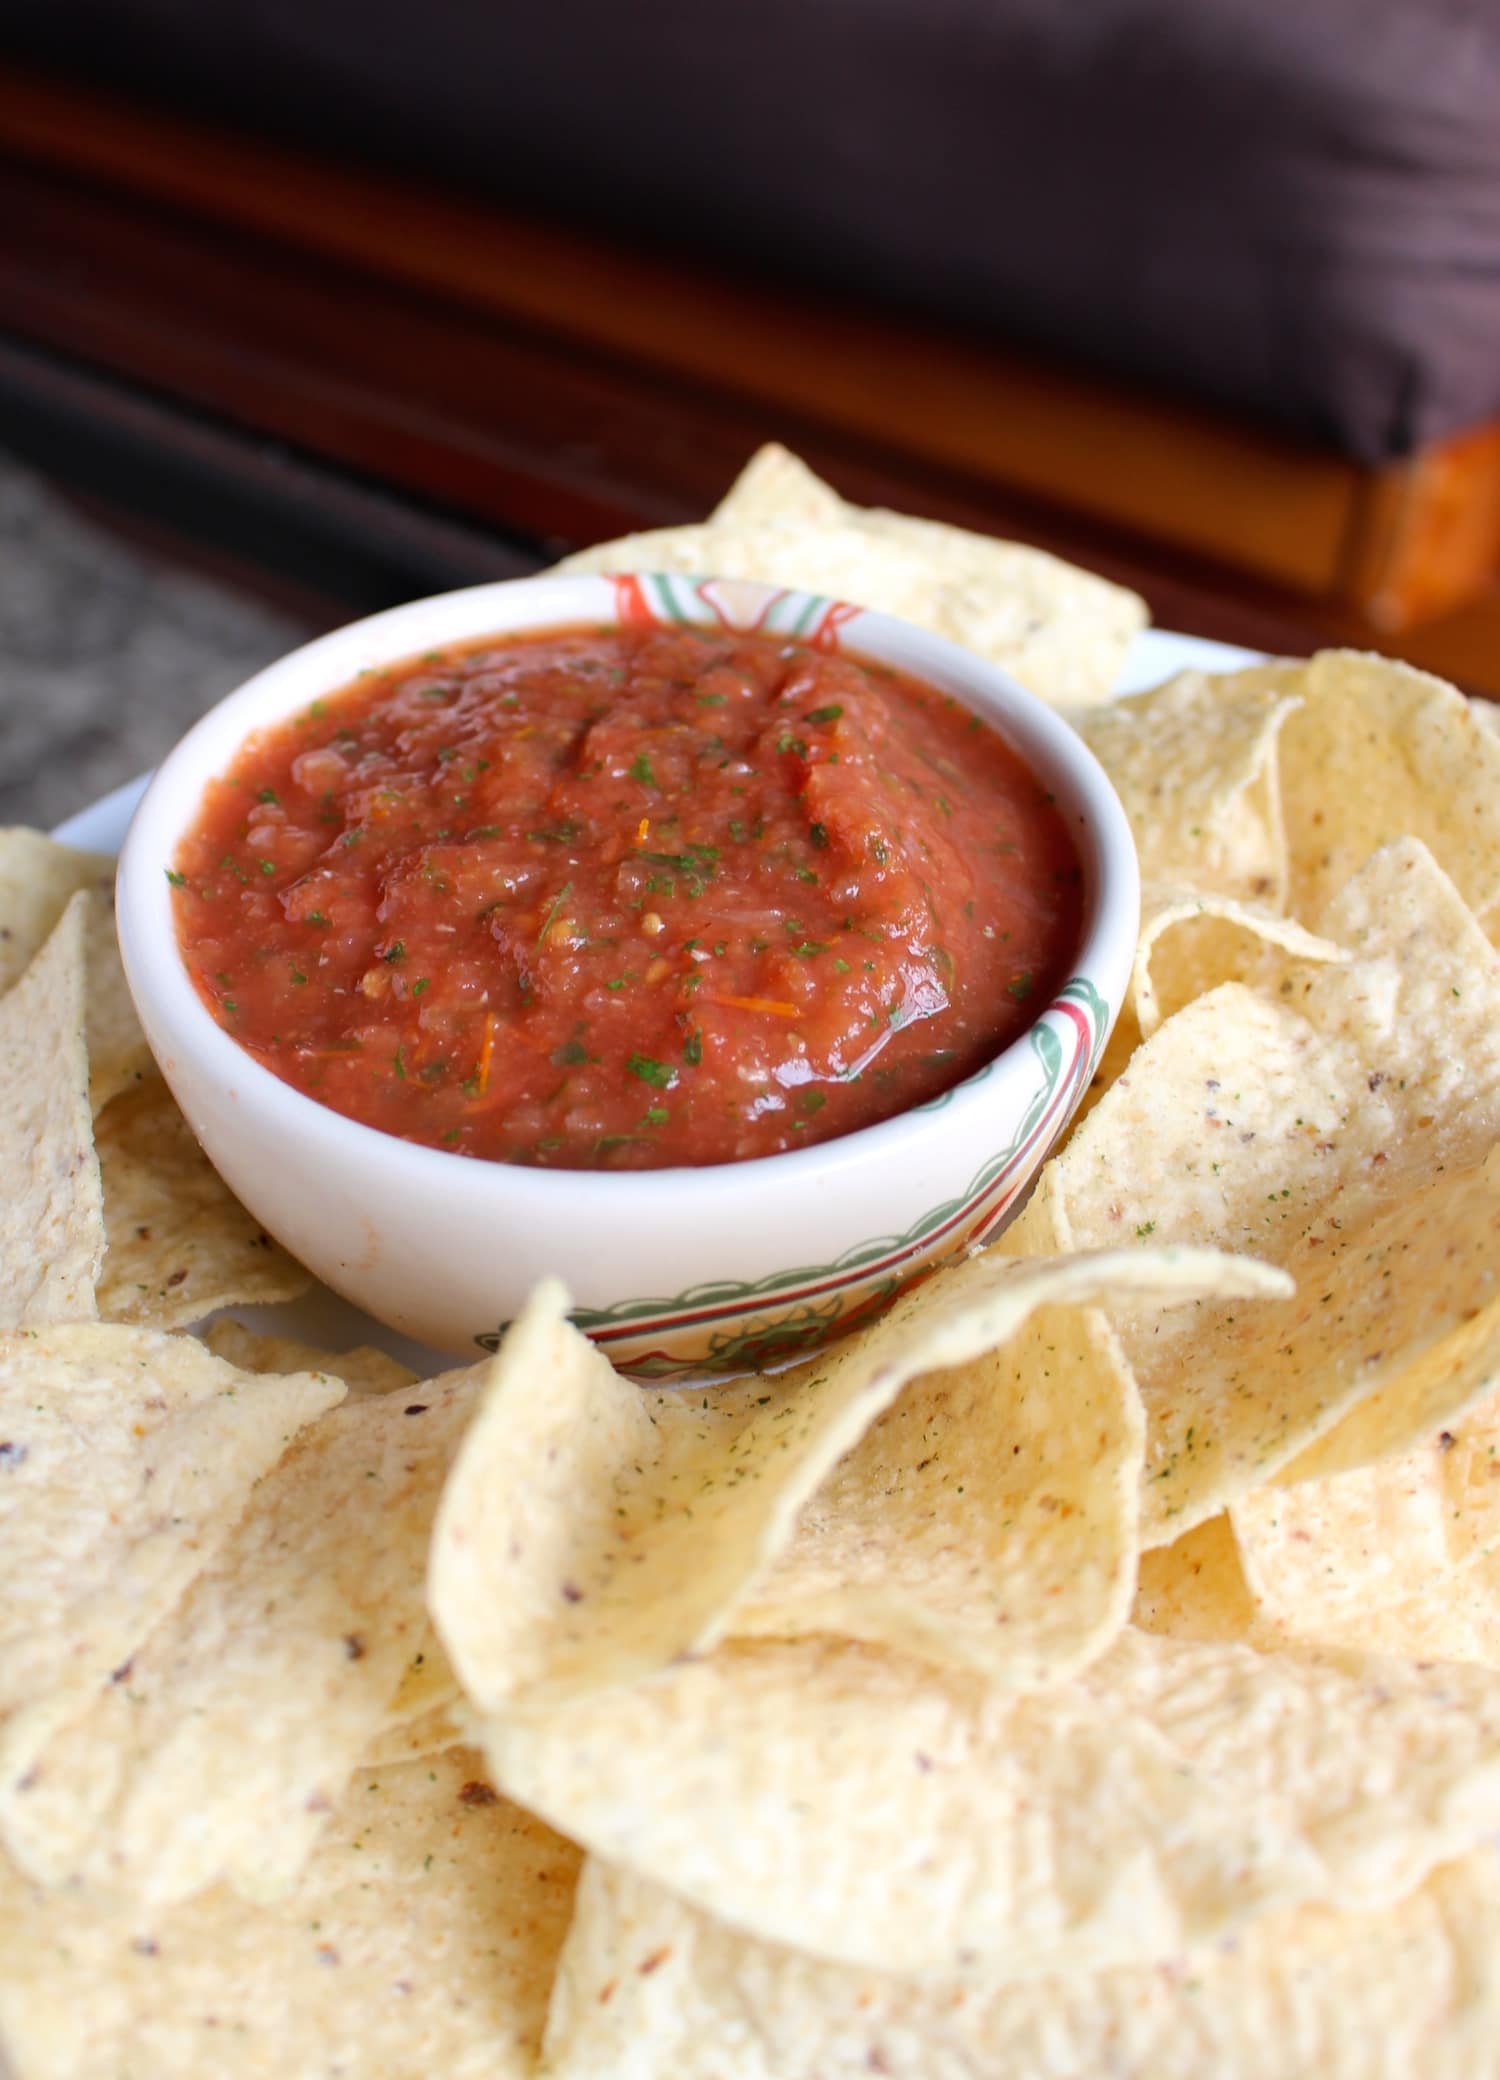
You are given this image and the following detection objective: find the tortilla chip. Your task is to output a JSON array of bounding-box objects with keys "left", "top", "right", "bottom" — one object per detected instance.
[
  {"left": 0, "top": 1323, "right": 341, "bottom": 1846},
  {"left": 1140, "top": 1511, "right": 1500, "bottom": 1670},
  {"left": 200, "top": 1316, "right": 419, "bottom": 1397},
  {"left": 541, "top": 1849, "right": 1500, "bottom": 2080},
  {"left": 557, "top": 445, "right": 1146, "bottom": 708},
  {"left": 478, "top": 1628, "right": 1500, "bottom": 1980},
  {"left": 95, "top": 1072, "right": 310, "bottom": 1328},
  {"left": 1279, "top": 651, "right": 1500, "bottom": 940},
  {"left": 0, "top": 829, "right": 114, "bottom": 995},
  {"left": 3, "top": 1360, "right": 486, "bottom": 1900},
  {"left": 730, "top": 1302, "right": 1143, "bottom": 1687},
  {"left": 1012, "top": 841, "right": 1500, "bottom": 1540},
  {"left": 1133, "top": 1515, "right": 1257, "bottom": 1643},
  {"left": 430, "top": 1252, "right": 1286, "bottom": 1713},
  {"left": 0, "top": 896, "right": 104, "bottom": 1327},
  {"left": 0, "top": 1749, "right": 580, "bottom": 2080},
  {"left": 1077, "top": 664, "right": 1301, "bottom": 906},
  {"left": 1129, "top": 882, "right": 1346, "bottom": 1041},
  {"left": 1242, "top": 1342, "right": 1500, "bottom": 1613},
  {"left": 0, "top": 830, "right": 151, "bottom": 1111},
  {"left": 362, "top": 1700, "right": 470, "bottom": 1767}
]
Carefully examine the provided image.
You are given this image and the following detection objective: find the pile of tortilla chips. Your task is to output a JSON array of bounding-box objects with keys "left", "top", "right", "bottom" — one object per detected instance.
[{"left": 3, "top": 450, "right": 1500, "bottom": 2078}]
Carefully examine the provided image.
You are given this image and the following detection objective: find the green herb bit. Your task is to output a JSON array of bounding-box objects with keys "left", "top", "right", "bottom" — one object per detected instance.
[
  {"left": 411, "top": 978, "right": 430, "bottom": 997},
  {"left": 832, "top": 957, "right": 851, "bottom": 974},
  {"left": 790, "top": 941, "right": 828, "bottom": 958},
  {"left": 536, "top": 882, "right": 575, "bottom": 946},
  {"left": 257, "top": 787, "right": 280, "bottom": 805},
  {"left": 683, "top": 1028, "right": 703, "bottom": 1066},
  {"left": 809, "top": 822, "right": 829, "bottom": 849},
  {"left": 606, "top": 978, "right": 627, "bottom": 992},
  {"left": 697, "top": 691, "right": 727, "bottom": 706},
  {"left": 306, "top": 910, "right": 329, "bottom": 927},
  {"left": 383, "top": 941, "right": 406, "bottom": 963},
  {"left": 551, "top": 1036, "right": 590, "bottom": 1067},
  {"left": 1007, "top": 972, "right": 1034, "bottom": 1001},
  {"left": 804, "top": 703, "right": 843, "bottom": 725},
  {"left": 628, "top": 752, "right": 659, "bottom": 788},
  {"left": 164, "top": 868, "right": 186, "bottom": 888},
  {"left": 641, "top": 1106, "right": 670, "bottom": 1127},
  {"left": 627, "top": 1053, "right": 678, "bottom": 1091},
  {"left": 393, "top": 1048, "right": 407, "bottom": 1080},
  {"left": 442, "top": 1128, "right": 461, "bottom": 1145},
  {"left": 792, "top": 866, "right": 818, "bottom": 885},
  {"left": 290, "top": 967, "right": 307, "bottom": 986}
]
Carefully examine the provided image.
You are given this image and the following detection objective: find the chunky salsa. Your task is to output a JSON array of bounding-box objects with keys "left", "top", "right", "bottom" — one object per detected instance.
[{"left": 172, "top": 624, "right": 1084, "bottom": 1168}]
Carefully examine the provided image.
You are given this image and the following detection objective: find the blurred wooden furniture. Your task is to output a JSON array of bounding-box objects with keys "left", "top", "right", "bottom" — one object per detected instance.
[{"left": 0, "top": 61, "right": 1495, "bottom": 689}]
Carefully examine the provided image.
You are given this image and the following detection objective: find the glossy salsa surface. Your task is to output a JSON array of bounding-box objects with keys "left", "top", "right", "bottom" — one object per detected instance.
[{"left": 172, "top": 623, "right": 1085, "bottom": 1168}]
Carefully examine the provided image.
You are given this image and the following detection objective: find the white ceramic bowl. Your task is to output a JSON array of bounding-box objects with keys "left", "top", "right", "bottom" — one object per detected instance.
[{"left": 117, "top": 572, "right": 1138, "bottom": 1375}]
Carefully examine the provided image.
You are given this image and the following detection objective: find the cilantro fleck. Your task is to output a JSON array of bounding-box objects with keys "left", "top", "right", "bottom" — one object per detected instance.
[
  {"left": 306, "top": 910, "right": 329, "bottom": 927},
  {"left": 627, "top": 1053, "right": 678, "bottom": 1091},
  {"left": 551, "top": 1036, "right": 590, "bottom": 1067},
  {"left": 164, "top": 868, "right": 186, "bottom": 887},
  {"left": 393, "top": 1048, "right": 407, "bottom": 1081},
  {"left": 411, "top": 978, "right": 430, "bottom": 997},
  {"left": 1136, "top": 1220, "right": 1156, "bottom": 1237},
  {"left": 628, "top": 752, "right": 659, "bottom": 787},
  {"left": 1006, "top": 972, "right": 1034, "bottom": 1001},
  {"left": 804, "top": 703, "right": 844, "bottom": 725},
  {"left": 683, "top": 1028, "right": 703, "bottom": 1066},
  {"left": 808, "top": 822, "right": 828, "bottom": 849},
  {"left": 641, "top": 1106, "right": 669, "bottom": 1126},
  {"left": 257, "top": 787, "right": 279, "bottom": 805}
]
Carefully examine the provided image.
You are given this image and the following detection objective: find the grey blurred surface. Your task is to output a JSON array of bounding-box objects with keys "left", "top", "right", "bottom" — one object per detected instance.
[{"left": 0, "top": 451, "right": 311, "bottom": 830}]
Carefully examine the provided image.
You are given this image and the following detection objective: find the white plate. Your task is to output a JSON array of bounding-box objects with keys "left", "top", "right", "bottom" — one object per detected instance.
[{"left": 53, "top": 626, "right": 1261, "bottom": 1377}]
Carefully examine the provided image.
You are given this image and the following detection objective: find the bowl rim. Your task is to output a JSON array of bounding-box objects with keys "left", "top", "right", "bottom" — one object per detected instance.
[{"left": 116, "top": 570, "right": 1140, "bottom": 1210}]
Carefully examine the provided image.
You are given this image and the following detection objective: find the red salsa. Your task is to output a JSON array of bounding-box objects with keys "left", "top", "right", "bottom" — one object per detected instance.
[{"left": 172, "top": 624, "right": 1084, "bottom": 1168}]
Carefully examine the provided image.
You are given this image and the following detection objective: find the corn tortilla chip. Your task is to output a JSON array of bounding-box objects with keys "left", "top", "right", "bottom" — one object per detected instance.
[
  {"left": 541, "top": 1849, "right": 1500, "bottom": 2080},
  {"left": 1237, "top": 1368, "right": 1500, "bottom": 1634},
  {"left": 1077, "top": 665, "right": 1301, "bottom": 906},
  {"left": 1279, "top": 651, "right": 1500, "bottom": 940},
  {"left": 0, "top": 830, "right": 151, "bottom": 1111},
  {"left": 430, "top": 1251, "right": 1286, "bottom": 1713},
  {"left": 0, "top": 1323, "right": 341, "bottom": 1848},
  {"left": 95, "top": 1072, "right": 310, "bottom": 1328},
  {"left": 1139, "top": 1513, "right": 1500, "bottom": 1669},
  {"left": 0, "top": 828, "right": 114, "bottom": 995},
  {"left": 477, "top": 1628, "right": 1500, "bottom": 1980},
  {"left": 558, "top": 445, "right": 1146, "bottom": 708},
  {"left": 362, "top": 1700, "right": 470, "bottom": 1767},
  {"left": 1013, "top": 841, "right": 1500, "bottom": 1539},
  {"left": 730, "top": 1302, "right": 1143, "bottom": 1687},
  {"left": 3, "top": 1359, "right": 487, "bottom": 1900},
  {"left": 0, "top": 896, "right": 104, "bottom": 1328},
  {"left": 1129, "top": 882, "right": 1346, "bottom": 1041},
  {"left": 200, "top": 1316, "right": 419, "bottom": 1397},
  {"left": 0, "top": 1749, "right": 580, "bottom": 2080}
]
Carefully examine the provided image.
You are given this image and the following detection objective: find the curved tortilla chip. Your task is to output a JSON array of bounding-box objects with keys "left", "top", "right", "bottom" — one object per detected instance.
[
  {"left": 4, "top": 1359, "right": 487, "bottom": 1901},
  {"left": 558, "top": 446, "right": 1145, "bottom": 708},
  {"left": 541, "top": 1850, "right": 1500, "bottom": 2080},
  {"left": 0, "top": 895, "right": 103, "bottom": 1327},
  {"left": 430, "top": 1251, "right": 1286, "bottom": 1712},
  {"left": 0, "top": 1750, "right": 579, "bottom": 2080},
  {"left": 96, "top": 1073, "right": 310, "bottom": 1328},
  {"left": 0, "top": 1323, "right": 342, "bottom": 1846},
  {"left": 1280, "top": 651, "right": 1500, "bottom": 940},
  {"left": 479, "top": 1629, "right": 1500, "bottom": 1981},
  {"left": 1078, "top": 665, "right": 1301, "bottom": 905}
]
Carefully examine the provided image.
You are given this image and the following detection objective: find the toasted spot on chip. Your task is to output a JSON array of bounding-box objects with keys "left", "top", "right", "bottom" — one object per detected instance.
[
  {"left": 541, "top": 1849, "right": 1500, "bottom": 2080},
  {"left": 0, "top": 1749, "right": 579, "bottom": 2080},
  {"left": 0, "top": 894, "right": 103, "bottom": 1328},
  {"left": 95, "top": 1073, "right": 311, "bottom": 1329},
  {"left": 430, "top": 1251, "right": 1286, "bottom": 1712},
  {"left": 0, "top": 1323, "right": 341, "bottom": 1853}
]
